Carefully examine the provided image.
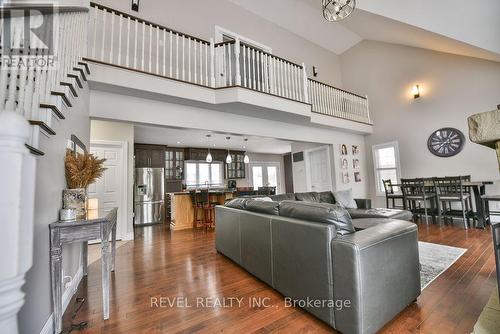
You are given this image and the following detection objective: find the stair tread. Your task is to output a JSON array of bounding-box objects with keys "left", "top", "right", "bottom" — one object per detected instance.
[
  {"left": 29, "top": 120, "right": 56, "bottom": 135},
  {"left": 40, "top": 103, "right": 65, "bottom": 120},
  {"left": 25, "top": 144, "right": 45, "bottom": 156}
]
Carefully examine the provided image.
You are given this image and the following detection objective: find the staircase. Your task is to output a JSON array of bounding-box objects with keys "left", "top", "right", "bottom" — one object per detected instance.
[{"left": 0, "top": 3, "right": 89, "bottom": 333}]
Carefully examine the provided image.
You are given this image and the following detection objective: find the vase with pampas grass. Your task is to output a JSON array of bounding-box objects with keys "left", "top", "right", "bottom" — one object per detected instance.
[{"left": 62, "top": 150, "right": 106, "bottom": 219}]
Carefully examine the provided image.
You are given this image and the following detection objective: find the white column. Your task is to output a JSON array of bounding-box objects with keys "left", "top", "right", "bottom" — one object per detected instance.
[
  {"left": 234, "top": 38, "right": 241, "bottom": 86},
  {"left": 0, "top": 111, "right": 35, "bottom": 334},
  {"left": 210, "top": 38, "right": 215, "bottom": 88}
]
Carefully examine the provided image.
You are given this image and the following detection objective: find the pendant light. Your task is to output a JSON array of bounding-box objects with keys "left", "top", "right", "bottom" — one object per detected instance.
[
  {"left": 205, "top": 135, "right": 213, "bottom": 163},
  {"left": 243, "top": 138, "right": 250, "bottom": 163},
  {"left": 225, "top": 137, "right": 232, "bottom": 164}
]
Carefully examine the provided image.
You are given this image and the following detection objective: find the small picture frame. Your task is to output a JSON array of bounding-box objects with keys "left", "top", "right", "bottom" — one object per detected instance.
[
  {"left": 342, "top": 172, "right": 350, "bottom": 184},
  {"left": 340, "top": 144, "right": 348, "bottom": 155},
  {"left": 353, "top": 158, "right": 359, "bottom": 169},
  {"left": 354, "top": 172, "right": 362, "bottom": 183},
  {"left": 352, "top": 145, "right": 359, "bottom": 155},
  {"left": 341, "top": 158, "right": 348, "bottom": 170}
]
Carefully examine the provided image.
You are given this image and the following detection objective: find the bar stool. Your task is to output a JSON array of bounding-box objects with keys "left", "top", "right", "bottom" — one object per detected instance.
[
  {"left": 382, "top": 179, "right": 405, "bottom": 209},
  {"left": 401, "top": 178, "right": 437, "bottom": 224},
  {"left": 433, "top": 176, "right": 472, "bottom": 229},
  {"left": 200, "top": 189, "right": 215, "bottom": 229},
  {"left": 189, "top": 190, "right": 204, "bottom": 228}
]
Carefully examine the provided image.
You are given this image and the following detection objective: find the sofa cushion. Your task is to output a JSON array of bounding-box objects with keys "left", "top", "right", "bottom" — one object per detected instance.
[
  {"left": 279, "top": 200, "right": 355, "bottom": 235},
  {"left": 347, "top": 208, "right": 413, "bottom": 221},
  {"left": 352, "top": 218, "right": 397, "bottom": 230},
  {"left": 245, "top": 200, "right": 280, "bottom": 216},
  {"left": 269, "top": 193, "right": 296, "bottom": 202},
  {"left": 318, "top": 191, "right": 335, "bottom": 204},
  {"left": 295, "top": 192, "right": 320, "bottom": 203},
  {"left": 225, "top": 198, "right": 249, "bottom": 210},
  {"left": 333, "top": 189, "right": 358, "bottom": 209}
]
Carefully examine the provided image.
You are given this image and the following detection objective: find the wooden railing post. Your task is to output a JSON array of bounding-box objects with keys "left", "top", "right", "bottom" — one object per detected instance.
[
  {"left": 210, "top": 38, "right": 216, "bottom": 88},
  {"left": 234, "top": 38, "right": 241, "bottom": 86},
  {"left": 0, "top": 111, "right": 36, "bottom": 334},
  {"left": 302, "top": 62, "right": 309, "bottom": 103}
]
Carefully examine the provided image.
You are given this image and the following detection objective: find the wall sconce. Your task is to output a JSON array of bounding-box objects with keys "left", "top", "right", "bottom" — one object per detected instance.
[
  {"left": 132, "top": 0, "right": 140, "bottom": 12},
  {"left": 412, "top": 84, "right": 420, "bottom": 99},
  {"left": 313, "top": 66, "right": 318, "bottom": 77}
]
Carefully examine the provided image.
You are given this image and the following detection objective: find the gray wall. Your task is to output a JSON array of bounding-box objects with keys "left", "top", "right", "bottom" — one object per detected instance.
[
  {"left": 233, "top": 152, "right": 286, "bottom": 193},
  {"left": 19, "top": 87, "right": 90, "bottom": 334},
  {"left": 339, "top": 40, "right": 500, "bottom": 207},
  {"left": 95, "top": 0, "right": 343, "bottom": 86}
]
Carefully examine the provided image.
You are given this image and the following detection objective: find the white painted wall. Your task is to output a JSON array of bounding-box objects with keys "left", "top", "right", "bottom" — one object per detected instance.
[
  {"left": 90, "top": 120, "right": 135, "bottom": 239},
  {"left": 357, "top": 0, "right": 500, "bottom": 55},
  {"left": 94, "top": 0, "right": 343, "bottom": 86},
  {"left": 340, "top": 40, "right": 500, "bottom": 207},
  {"left": 19, "top": 87, "right": 91, "bottom": 334},
  {"left": 89, "top": 89, "right": 369, "bottom": 198}
]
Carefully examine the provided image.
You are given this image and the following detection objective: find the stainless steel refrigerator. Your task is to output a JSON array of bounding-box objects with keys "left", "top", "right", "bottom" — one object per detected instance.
[{"left": 134, "top": 168, "right": 165, "bottom": 225}]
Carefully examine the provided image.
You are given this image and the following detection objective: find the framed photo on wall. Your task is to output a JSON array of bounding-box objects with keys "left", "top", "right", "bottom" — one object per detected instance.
[
  {"left": 354, "top": 172, "right": 362, "bottom": 182},
  {"left": 340, "top": 144, "right": 348, "bottom": 155},
  {"left": 352, "top": 145, "right": 359, "bottom": 155}
]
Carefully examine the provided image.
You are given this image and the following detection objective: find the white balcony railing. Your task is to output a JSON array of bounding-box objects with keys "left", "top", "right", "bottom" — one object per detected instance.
[
  {"left": 308, "top": 79, "right": 371, "bottom": 124},
  {"left": 87, "top": 2, "right": 371, "bottom": 124}
]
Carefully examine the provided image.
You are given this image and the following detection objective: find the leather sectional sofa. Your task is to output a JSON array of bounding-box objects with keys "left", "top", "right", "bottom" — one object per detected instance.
[{"left": 215, "top": 191, "right": 421, "bottom": 334}]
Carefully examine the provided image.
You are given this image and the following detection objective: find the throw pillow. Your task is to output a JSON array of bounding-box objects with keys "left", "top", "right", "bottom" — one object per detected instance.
[{"left": 333, "top": 189, "right": 358, "bottom": 209}]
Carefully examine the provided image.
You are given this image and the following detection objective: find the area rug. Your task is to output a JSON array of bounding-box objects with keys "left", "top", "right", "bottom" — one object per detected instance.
[{"left": 419, "top": 241, "right": 467, "bottom": 289}]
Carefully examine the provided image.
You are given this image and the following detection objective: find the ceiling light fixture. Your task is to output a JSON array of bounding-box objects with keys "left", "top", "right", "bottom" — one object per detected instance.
[
  {"left": 322, "top": 0, "right": 356, "bottom": 22},
  {"left": 225, "top": 137, "right": 232, "bottom": 164},
  {"left": 412, "top": 84, "right": 421, "bottom": 99},
  {"left": 205, "top": 135, "right": 213, "bottom": 163},
  {"left": 243, "top": 139, "right": 250, "bottom": 163}
]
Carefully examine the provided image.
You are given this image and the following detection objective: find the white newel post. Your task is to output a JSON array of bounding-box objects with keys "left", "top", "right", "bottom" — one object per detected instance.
[
  {"left": 234, "top": 38, "right": 241, "bottom": 86},
  {"left": 302, "top": 62, "right": 309, "bottom": 103},
  {"left": 0, "top": 111, "right": 36, "bottom": 334}
]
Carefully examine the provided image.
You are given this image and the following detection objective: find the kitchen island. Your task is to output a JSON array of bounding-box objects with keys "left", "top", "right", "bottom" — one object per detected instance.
[{"left": 169, "top": 190, "right": 235, "bottom": 230}]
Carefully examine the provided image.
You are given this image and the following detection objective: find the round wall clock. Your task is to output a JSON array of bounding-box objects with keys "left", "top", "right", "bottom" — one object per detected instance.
[{"left": 427, "top": 128, "right": 465, "bottom": 157}]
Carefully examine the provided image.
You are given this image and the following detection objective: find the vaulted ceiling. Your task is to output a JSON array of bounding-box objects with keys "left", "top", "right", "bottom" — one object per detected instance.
[{"left": 228, "top": 0, "right": 500, "bottom": 62}]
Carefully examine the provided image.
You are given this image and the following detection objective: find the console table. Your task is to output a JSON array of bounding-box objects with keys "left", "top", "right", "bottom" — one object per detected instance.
[{"left": 49, "top": 208, "right": 117, "bottom": 333}]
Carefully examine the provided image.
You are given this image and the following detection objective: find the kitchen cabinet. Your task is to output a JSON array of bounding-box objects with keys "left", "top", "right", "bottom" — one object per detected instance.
[
  {"left": 165, "top": 148, "right": 184, "bottom": 180},
  {"left": 225, "top": 151, "right": 246, "bottom": 179},
  {"left": 135, "top": 144, "right": 166, "bottom": 168}
]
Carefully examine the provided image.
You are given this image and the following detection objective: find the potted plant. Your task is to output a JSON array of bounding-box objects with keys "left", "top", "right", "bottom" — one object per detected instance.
[{"left": 63, "top": 150, "right": 106, "bottom": 219}]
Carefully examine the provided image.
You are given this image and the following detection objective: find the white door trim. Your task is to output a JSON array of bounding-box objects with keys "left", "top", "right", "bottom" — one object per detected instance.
[
  {"left": 304, "top": 145, "right": 332, "bottom": 192},
  {"left": 248, "top": 161, "right": 282, "bottom": 194},
  {"left": 214, "top": 25, "right": 272, "bottom": 53},
  {"left": 90, "top": 140, "right": 129, "bottom": 240}
]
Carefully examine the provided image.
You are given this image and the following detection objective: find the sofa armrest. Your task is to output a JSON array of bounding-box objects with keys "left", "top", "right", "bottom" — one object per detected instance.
[
  {"left": 331, "top": 221, "right": 420, "bottom": 334},
  {"left": 354, "top": 198, "right": 371, "bottom": 209}
]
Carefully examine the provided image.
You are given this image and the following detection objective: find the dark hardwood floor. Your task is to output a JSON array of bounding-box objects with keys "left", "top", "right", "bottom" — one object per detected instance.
[{"left": 62, "top": 222, "right": 496, "bottom": 333}]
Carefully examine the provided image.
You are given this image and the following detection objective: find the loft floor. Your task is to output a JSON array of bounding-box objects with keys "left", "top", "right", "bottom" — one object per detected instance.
[{"left": 62, "top": 222, "right": 496, "bottom": 333}]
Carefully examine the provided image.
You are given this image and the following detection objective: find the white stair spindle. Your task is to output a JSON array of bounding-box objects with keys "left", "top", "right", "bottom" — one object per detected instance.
[
  {"left": 162, "top": 29, "right": 166, "bottom": 76},
  {"left": 182, "top": 36, "right": 185, "bottom": 80},
  {"left": 134, "top": 19, "right": 138, "bottom": 69},
  {"left": 148, "top": 24, "right": 152, "bottom": 73},
  {"left": 126, "top": 16, "right": 130, "bottom": 67},
  {"left": 92, "top": 6, "right": 97, "bottom": 59},
  {"left": 210, "top": 38, "right": 215, "bottom": 87},
  {"left": 242, "top": 45, "right": 247, "bottom": 87},
  {"left": 204, "top": 42, "right": 208, "bottom": 86},
  {"left": 156, "top": 26, "right": 159, "bottom": 74},
  {"left": 227, "top": 44, "right": 232, "bottom": 86},
  {"left": 256, "top": 52, "right": 261, "bottom": 91},
  {"left": 101, "top": 8, "right": 106, "bottom": 61},
  {"left": 169, "top": 31, "right": 173, "bottom": 77},
  {"left": 5, "top": 17, "right": 22, "bottom": 111},
  {"left": 269, "top": 56, "right": 274, "bottom": 94},
  {"left": 193, "top": 40, "right": 196, "bottom": 83},
  {"left": 118, "top": 14, "right": 122, "bottom": 65},
  {"left": 109, "top": 11, "right": 114, "bottom": 63},
  {"left": 176, "top": 33, "right": 179, "bottom": 79},
  {"left": 188, "top": 38, "right": 191, "bottom": 82},
  {"left": 251, "top": 48, "right": 256, "bottom": 90},
  {"left": 141, "top": 21, "right": 145, "bottom": 70}
]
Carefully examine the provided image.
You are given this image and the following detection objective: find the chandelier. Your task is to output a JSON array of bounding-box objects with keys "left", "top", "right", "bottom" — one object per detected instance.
[{"left": 322, "top": 0, "right": 356, "bottom": 22}]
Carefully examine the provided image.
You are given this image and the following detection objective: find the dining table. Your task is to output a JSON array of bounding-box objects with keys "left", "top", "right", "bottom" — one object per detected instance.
[{"left": 393, "top": 180, "right": 494, "bottom": 228}]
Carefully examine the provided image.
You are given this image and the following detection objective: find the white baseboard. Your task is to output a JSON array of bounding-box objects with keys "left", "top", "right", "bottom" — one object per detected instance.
[
  {"left": 39, "top": 266, "right": 84, "bottom": 334},
  {"left": 124, "top": 231, "right": 134, "bottom": 241}
]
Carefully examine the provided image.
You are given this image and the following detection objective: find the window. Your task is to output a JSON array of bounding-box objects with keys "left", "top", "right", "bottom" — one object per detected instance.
[
  {"left": 372, "top": 142, "right": 401, "bottom": 196},
  {"left": 184, "top": 161, "right": 224, "bottom": 188},
  {"left": 249, "top": 163, "right": 280, "bottom": 192}
]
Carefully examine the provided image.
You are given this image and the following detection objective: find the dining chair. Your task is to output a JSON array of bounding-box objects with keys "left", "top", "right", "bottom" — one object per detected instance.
[
  {"left": 433, "top": 176, "right": 472, "bottom": 229},
  {"left": 382, "top": 179, "right": 405, "bottom": 209},
  {"left": 401, "top": 178, "right": 437, "bottom": 224}
]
